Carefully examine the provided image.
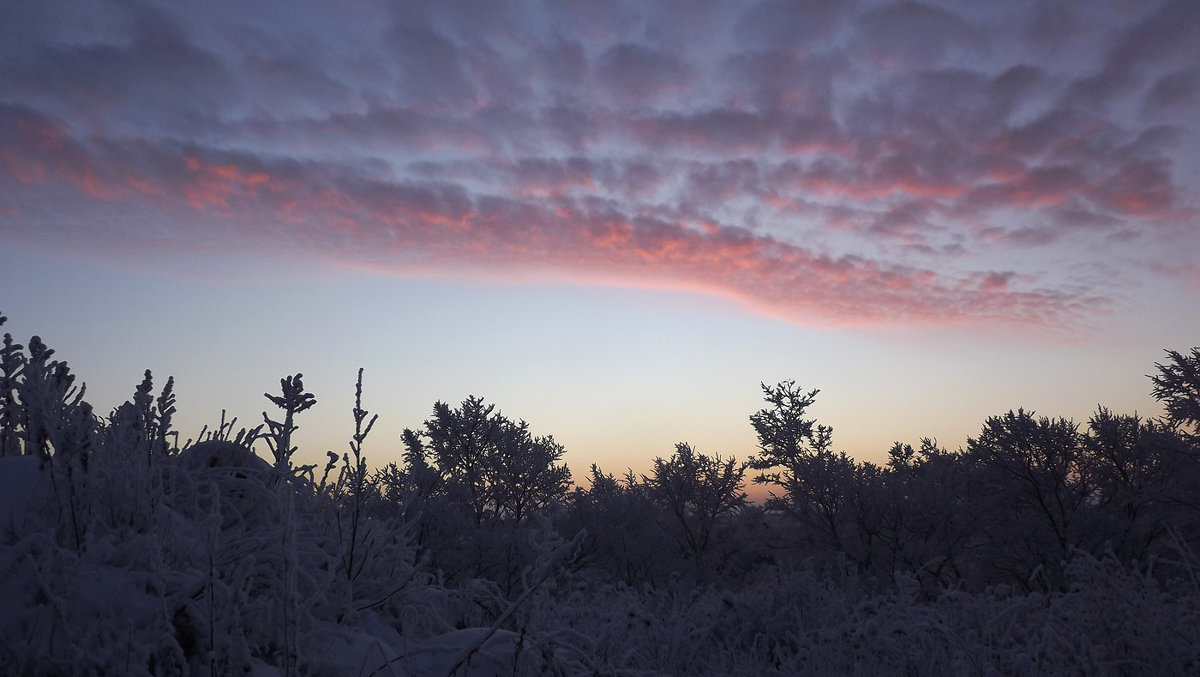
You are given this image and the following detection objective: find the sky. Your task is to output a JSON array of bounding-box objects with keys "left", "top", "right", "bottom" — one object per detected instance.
[{"left": 1, "top": 0, "right": 1198, "bottom": 485}]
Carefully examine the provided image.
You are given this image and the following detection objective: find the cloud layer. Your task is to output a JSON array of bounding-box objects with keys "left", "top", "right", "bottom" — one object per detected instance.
[{"left": 2, "top": 0, "right": 1196, "bottom": 329}]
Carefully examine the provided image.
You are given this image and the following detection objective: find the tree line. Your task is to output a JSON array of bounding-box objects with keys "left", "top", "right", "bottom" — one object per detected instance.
[
  {"left": 4, "top": 306, "right": 1200, "bottom": 672},
  {"left": 4, "top": 307, "right": 1200, "bottom": 593}
]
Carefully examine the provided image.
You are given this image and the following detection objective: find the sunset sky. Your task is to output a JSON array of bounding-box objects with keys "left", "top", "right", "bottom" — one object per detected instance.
[{"left": 2, "top": 0, "right": 1197, "bottom": 480}]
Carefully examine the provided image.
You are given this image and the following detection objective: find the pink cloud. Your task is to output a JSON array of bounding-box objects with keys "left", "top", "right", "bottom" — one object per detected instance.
[
  {"left": 0, "top": 126, "right": 1093, "bottom": 331},
  {"left": 1090, "top": 159, "right": 1179, "bottom": 217},
  {"left": 0, "top": 112, "right": 1147, "bottom": 336},
  {"left": 3, "top": 0, "right": 1195, "bottom": 335}
]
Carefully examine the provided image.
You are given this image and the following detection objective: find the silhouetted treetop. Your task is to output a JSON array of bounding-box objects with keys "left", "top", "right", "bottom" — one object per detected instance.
[
  {"left": 749, "top": 380, "right": 832, "bottom": 473},
  {"left": 644, "top": 442, "right": 747, "bottom": 558},
  {"left": 1151, "top": 347, "right": 1200, "bottom": 433},
  {"left": 403, "top": 395, "right": 571, "bottom": 525}
]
